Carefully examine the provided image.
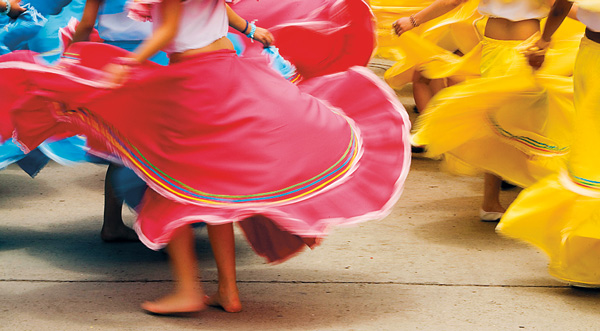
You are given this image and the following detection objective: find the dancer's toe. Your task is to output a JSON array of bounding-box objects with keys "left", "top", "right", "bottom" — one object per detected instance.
[{"left": 141, "top": 293, "right": 205, "bottom": 316}]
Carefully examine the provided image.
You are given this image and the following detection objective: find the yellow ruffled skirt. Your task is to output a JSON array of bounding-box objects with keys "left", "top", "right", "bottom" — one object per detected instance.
[
  {"left": 419, "top": 17, "right": 585, "bottom": 81},
  {"left": 497, "top": 37, "right": 600, "bottom": 286},
  {"left": 370, "top": 0, "right": 482, "bottom": 89},
  {"left": 412, "top": 36, "right": 575, "bottom": 188},
  {"left": 379, "top": 14, "right": 585, "bottom": 90}
]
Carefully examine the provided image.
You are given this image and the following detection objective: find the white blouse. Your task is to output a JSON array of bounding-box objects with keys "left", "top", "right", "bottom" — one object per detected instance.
[
  {"left": 578, "top": 7, "right": 600, "bottom": 32},
  {"left": 478, "top": 0, "right": 549, "bottom": 21},
  {"left": 97, "top": 11, "right": 153, "bottom": 41},
  {"left": 97, "top": 0, "right": 152, "bottom": 41},
  {"left": 152, "top": 0, "right": 229, "bottom": 54}
]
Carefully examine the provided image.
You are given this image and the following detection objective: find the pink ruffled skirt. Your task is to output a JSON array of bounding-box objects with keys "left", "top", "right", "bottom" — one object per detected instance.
[{"left": 6, "top": 42, "right": 410, "bottom": 262}]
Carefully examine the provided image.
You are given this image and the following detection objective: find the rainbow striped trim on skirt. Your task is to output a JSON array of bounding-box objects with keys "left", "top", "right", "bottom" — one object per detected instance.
[
  {"left": 568, "top": 169, "right": 600, "bottom": 191},
  {"left": 487, "top": 113, "right": 569, "bottom": 156},
  {"left": 52, "top": 103, "right": 362, "bottom": 207}
]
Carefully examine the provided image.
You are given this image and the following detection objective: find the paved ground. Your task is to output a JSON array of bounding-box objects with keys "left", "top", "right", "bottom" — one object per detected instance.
[{"left": 1, "top": 61, "right": 599, "bottom": 330}]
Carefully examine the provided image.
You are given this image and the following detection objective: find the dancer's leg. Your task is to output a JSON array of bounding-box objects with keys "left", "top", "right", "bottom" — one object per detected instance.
[
  {"left": 429, "top": 77, "right": 448, "bottom": 96},
  {"left": 205, "top": 223, "right": 242, "bottom": 313},
  {"left": 482, "top": 172, "right": 505, "bottom": 213},
  {"left": 101, "top": 164, "right": 138, "bottom": 242},
  {"left": 141, "top": 225, "right": 205, "bottom": 315},
  {"left": 412, "top": 70, "right": 433, "bottom": 113}
]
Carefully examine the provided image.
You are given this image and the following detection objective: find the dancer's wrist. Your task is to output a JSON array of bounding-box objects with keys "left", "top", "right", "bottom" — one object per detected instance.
[
  {"left": 409, "top": 14, "right": 420, "bottom": 28},
  {"left": 246, "top": 22, "right": 257, "bottom": 39},
  {"left": 2, "top": 0, "right": 25, "bottom": 19},
  {"left": 535, "top": 37, "right": 551, "bottom": 54},
  {"left": 0, "top": 0, "right": 9, "bottom": 15},
  {"left": 539, "top": 36, "right": 551, "bottom": 47},
  {"left": 240, "top": 20, "right": 249, "bottom": 34},
  {"left": 115, "top": 56, "right": 143, "bottom": 68}
]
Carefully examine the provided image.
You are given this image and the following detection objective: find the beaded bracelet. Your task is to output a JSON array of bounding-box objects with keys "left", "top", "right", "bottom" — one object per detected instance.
[
  {"left": 247, "top": 22, "right": 257, "bottom": 40},
  {"left": 1, "top": 0, "right": 11, "bottom": 16},
  {"left": 409, "top": 14, "right": 419, "bottom": 28},
  {"left": 241, "top": 20, "right": 249, "bottom": 34}
]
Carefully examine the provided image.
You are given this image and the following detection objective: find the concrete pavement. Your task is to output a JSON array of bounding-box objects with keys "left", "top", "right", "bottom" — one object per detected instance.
[{"left": 1, "top": 61, "right": 599, "bottom": 330}]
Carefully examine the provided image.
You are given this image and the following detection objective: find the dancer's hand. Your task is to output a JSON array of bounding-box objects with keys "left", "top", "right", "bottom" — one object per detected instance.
[
  {"left": 525, "top": 38, "right": 550, "bottom": 70},
  {"left": 251, "top": 27, "right": 274, "bottom": 47},
  {"left": 528, "top": 52, "right": 545, "bottom": 70},
  {"left": 392, "top": 17, "right": 414, "bottom": 36},
  {"left": 103, "top": 63, "right": 131, "bottom": 87},
  {"left": 7, "top": 0, "right": 26, "bottom": 19}
]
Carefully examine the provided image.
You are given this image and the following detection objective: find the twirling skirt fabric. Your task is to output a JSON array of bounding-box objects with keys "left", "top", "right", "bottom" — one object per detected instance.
[
  {"left": 1, "top": 0, "right": 374, "bottom": 176},
  {"left": 230, "top": 0, "right": 376, "bottom": 79},
  {"left": 419, "top": 17, "right": 585, "bottom": 82},
  {"left": 0, "top": 50, "right": 89, "bottom": 175},
  {"left": 412, "top": 36, "right": 575, "bottom": 188},
  {"left": 497, "top": 37, "right": 600, "bottom": 285},
  {"left": 377, "top": 9, "right": 585, "bottom": 91},
  {"left": 4, "top": 42, "right": 411, "bottom": 263},
  {"left": 370, "top": 0, "right": 482, "bottom": 89},
  {"left": 0, "top": 0, "right": 118, "bottom": 173}
]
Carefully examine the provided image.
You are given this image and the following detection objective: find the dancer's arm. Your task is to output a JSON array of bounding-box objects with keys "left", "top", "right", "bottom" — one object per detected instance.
[
  {"left": 547, "top": 0, "right": 578, "bottom": 20},
  {"left": 567, "top": 3, "right": 578, "bottom": 20},
  {"left": 0, "top": 0, "right": 26, "bottom": 19},
  {"left": 542, "top": 0, "right": 574, "bottom": 42},
  {"left": 226, "top": 4, "right": 273, "bottom": 46},
  {"left": 527, "top": 0, "right": 573, "bottom": 68},
  {"left": 392, "top": 0, "right": 468, "bottom": 36},
  {"left": 71, "top": 0, "right": 102, "bottom": 43},
  {"left": 131, "top": 0, "right": 181, "bottom": 64},
  {"left": 105, "top": 0, "right": 181, "bottom": 85}
]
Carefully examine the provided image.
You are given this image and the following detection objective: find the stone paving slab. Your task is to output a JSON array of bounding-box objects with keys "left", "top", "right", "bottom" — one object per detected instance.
[{"left": 2, "top": 281, "right": 599, "bottom": 330}]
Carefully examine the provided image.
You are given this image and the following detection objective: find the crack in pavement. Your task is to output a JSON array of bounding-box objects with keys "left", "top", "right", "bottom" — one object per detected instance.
[{"left": 0, "top": 279, "right": 571, "bottom": 288}]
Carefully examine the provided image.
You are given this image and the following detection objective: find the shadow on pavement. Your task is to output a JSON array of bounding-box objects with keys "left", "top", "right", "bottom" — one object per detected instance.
[{"left": 0, "top": 220, "right": 257, "bottom": 280}]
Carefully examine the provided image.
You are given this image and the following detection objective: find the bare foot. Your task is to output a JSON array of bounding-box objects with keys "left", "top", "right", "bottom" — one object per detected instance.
[
  {"left": 142, "top": 292, "right": 206, "bottom": 316},
  {"left": 101, "top": 223, "right": 139, "bottom": 243},
  {"left": 205, "top": 291, "right": 242, "bottom": 313}
]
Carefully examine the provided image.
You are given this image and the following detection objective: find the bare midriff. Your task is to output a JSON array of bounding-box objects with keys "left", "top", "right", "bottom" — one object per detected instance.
[
  {"left": 169, "top": 36, "right": 234, "bottom": 63},
  {"left": 485, "top": 17, "right": 541, "bottom": 40}
]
